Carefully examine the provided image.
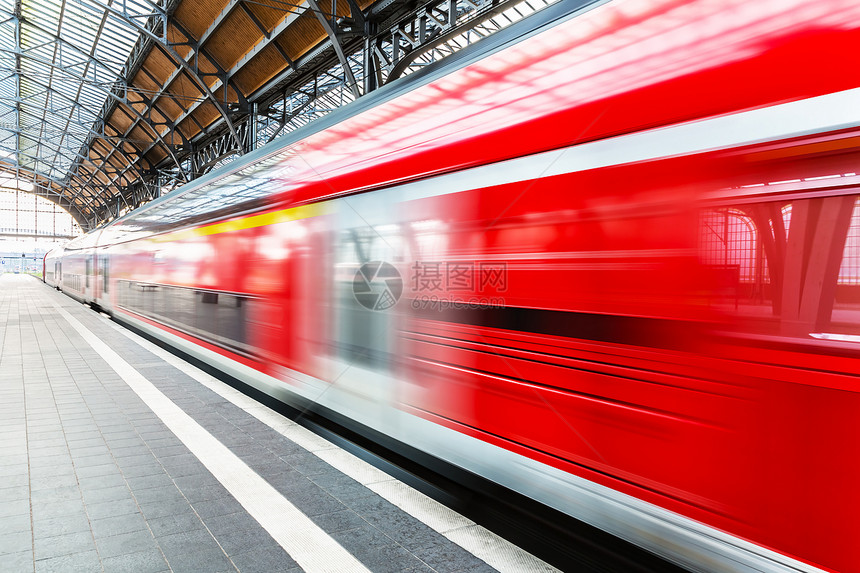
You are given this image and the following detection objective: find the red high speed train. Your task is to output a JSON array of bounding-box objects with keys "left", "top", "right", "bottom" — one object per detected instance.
[{"left": 45, "top": 0, "right": 860, "bottom": 570}]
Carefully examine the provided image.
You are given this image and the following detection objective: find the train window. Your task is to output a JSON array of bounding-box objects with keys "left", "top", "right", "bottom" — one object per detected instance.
[
  {"left": 115, "top": 280, "right": 253, "bottom": 354},
  {"left": 196, "top": 291, "right": 218, "bottom": 335},
  {"left": 216, "top": 295, "right": 247, "bottom": 345},
  {"left": 85, "top": 258, "right": 91, "bottom": 288},
  {"left": 142, "top": 284, "right": 158, "bottom": 315},
  {"left": 700, "top": 194, "right": 860, "bottom": 340},
  {"left": 155, "top": 285, "right": 169, "bottom": 319},
  {"left": 122, "top": 280, "right": 135, "bottom": 309},
  {"left": 170, "top": 288, "right": 197, "bottom": 333}
]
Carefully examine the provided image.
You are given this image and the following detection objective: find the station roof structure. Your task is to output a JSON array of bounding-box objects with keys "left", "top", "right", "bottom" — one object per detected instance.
[{"left": 0, "top": 0, "right": 557, "bottom": 232}]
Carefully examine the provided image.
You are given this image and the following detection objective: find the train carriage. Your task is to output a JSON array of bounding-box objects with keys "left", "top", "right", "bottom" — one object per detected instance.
[{"left": 53, "top": 0, "right": 860, "bottom": 570}]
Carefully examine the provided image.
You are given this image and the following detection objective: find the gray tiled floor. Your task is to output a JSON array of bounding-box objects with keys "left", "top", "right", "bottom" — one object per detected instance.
[{"left": 0, "top": 275, "right": 501, "bottom": 573}]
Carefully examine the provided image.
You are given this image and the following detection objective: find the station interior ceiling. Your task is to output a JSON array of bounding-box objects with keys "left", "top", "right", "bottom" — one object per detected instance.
[{"left": 0, "top": 0, "right": 555, "bottom": 233}]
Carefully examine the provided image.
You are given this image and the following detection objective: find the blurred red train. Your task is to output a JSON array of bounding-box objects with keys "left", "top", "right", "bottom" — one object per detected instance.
[{"left": 45, "top": 0, "right": 860, "bottom": 570}]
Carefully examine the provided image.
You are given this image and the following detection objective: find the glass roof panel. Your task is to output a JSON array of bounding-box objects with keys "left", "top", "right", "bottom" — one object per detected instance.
[{"left": 0, "top": 0, "right": 160, "bottom": 198}]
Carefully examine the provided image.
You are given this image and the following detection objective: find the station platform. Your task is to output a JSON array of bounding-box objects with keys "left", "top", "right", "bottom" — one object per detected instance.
[{"left": 0, "top": 274, "right": 556, "bottom": 573}]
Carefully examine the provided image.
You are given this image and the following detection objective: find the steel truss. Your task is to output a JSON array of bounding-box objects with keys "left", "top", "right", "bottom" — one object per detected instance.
[
  {"left": 1, "top": 0, "right": 557, "bottom": 231},
  {"left": 146, "top": 0, "right": 558, "bottom": 221}
]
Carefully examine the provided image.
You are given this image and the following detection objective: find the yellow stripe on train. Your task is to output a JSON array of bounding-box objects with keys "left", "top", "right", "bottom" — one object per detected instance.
[{"left": 154, "top": 202, "right": 329, "bottom": 242}]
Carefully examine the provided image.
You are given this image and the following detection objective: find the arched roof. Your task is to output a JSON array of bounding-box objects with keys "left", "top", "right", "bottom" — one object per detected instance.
[{"left": 0, "top": 0, "right": 559, "bottom": 232}]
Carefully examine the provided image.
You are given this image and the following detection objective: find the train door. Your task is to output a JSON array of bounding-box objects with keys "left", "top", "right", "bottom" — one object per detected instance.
[
  {"left": 101, "top": 255, "right": 109, "bottom": 308},
  {"left": 85, "top": 255, "right": 92, "bottom": 301},
  {"left": 328, "top": 192, "right": 408, "bottom": 426},
  {"left": 93, "top": 254, "right": 109, "bottom": 309}
]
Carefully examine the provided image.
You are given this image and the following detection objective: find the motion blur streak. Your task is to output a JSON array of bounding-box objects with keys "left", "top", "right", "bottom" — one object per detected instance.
[{"left": 46, "top": 1, "right": 860, "bottom": 571}]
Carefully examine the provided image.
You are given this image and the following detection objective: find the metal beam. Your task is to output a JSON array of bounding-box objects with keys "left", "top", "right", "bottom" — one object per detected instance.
[
  {"left": 85, "top": 0, "right": 245, "bottom": 155},
  {"left": 111, "top": 0, "right": 312, "bottom": 182},
  {"left": 306, "top": 0, "right": 362, "bottom": 98},
  {"left": 0, "top": 3, "right": 189, "bottom": 212}
]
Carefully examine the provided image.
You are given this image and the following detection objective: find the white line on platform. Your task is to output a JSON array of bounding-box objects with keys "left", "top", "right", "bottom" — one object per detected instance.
[
  {"left": 103, "top": 313, "right": 559, "bottom": 573},
  {"left": 51, "top": 302, "right": 371, "bottom": 573}
]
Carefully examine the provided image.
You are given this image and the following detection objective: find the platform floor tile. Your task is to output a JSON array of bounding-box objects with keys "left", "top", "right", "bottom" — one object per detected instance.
[{"left": 0, "top": 274, "right": 555, "bottom": 573}]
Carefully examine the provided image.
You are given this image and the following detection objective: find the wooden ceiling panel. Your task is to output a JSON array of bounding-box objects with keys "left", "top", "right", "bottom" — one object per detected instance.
[
  {"left": 276, "top": 12, "right": 326, "bottom": 61},
  {"left": 174, "top": 0, "right": 231, "bottom": 40},
  {"left": 274, "top": 0, "right": 354, "bottom": 56},
  {"left": 129, "top": 126, "right": 154, "bottom": 149},
  {"left": 176, "top": 118, "right": 198, "bottom": 140},
  {"left": 197, "top": 56, "right": 220, "bottom": 84},
  {"left": 128, "top": 70, "right": 161, "bottom": 110},
  {"left": 180, "top": 101, "right": 219, "bottom": 137},
  {"left": 108, "top": 106, "right": 134, "bottom": 133},
  {"left": 124, "top": 94, "right": 148, "bottom": 114},
  {"left": 148, "top": 147, "right": 168, "bottom": 164},
  {"left": 232, "top": 43, "right": 288, "bottom": 95},
  {"left": 191, "top": 100, "right": 221, "bottom": 129},
  {"left": 83, "top": 168, "right": 110, "bottom": 186},
  {"left": 107, "top": 154, "right": 128, "bottom": 171},
  {"left": 92, "top": 140, "right": 112, "bottom": 156},
  {"left": 105, "top": 124, "right": 125, "bottom": 141},
  {"left": 83, "top": 156, "right": 100, "bottom": 171},
  {"left": 130, "top": 131, "right": 155, "bottom": 152},
  {"left": 224, "top": 82, "right": 242, "bottom": 104},
  {"left": 212, "top": 84, "right": 226, "bottom": 103},
  {"left": 156, "top": 130, "right": 176, "bottom": 147},
  {"left": 120, "top": 143, "right": 141, "bottom": 161},
  {"left": 154, "top": 97, "right": 184, "bottom": 121},
  {"left": 203, "top": 10, "right": 258, "bottom": 71},
  {"left": 132, "top": 67, "right": 160, "bottom": 94},
  {"left": 107, "top": 145, "right": 129, "bottom": 163},
  {"left": 170, "top": 72, "right": 205, "bottom": 110},
  {"left": 81, "top": 159, "right": 102, "bottom": 173},
  {"left": 149, "top": 106, "right": 171, "bottom": 127},
  {"left": 166, "top": 24, "right": 192, "bottom": 56},
  {"left": 129, "top": 100, "right": 148, "bottom": 116},
  {"left": 95, "top": 152, "right": 120, "bottom": 170},
  {"left": 244, "top": 0, "right": 297, "bottom": 32},
  {"left": 204, "top": 79, "right": 241, "bottom": 104},
  {"left": 142, "top": 48, "right": 179, "bottom": 85},
  {"left": 332, "top": 0, "right": 354, "bottom": 19}
]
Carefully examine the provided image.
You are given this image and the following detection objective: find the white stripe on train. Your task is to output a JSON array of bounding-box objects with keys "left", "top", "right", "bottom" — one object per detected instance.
[{"left": 362, "top": 86, "right": 860, "bottom": 209}]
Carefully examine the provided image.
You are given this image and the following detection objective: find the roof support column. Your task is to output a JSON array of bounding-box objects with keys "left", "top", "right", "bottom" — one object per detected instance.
[{"left": 307, "top": 0, "right": 362, "bottom": 99}]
